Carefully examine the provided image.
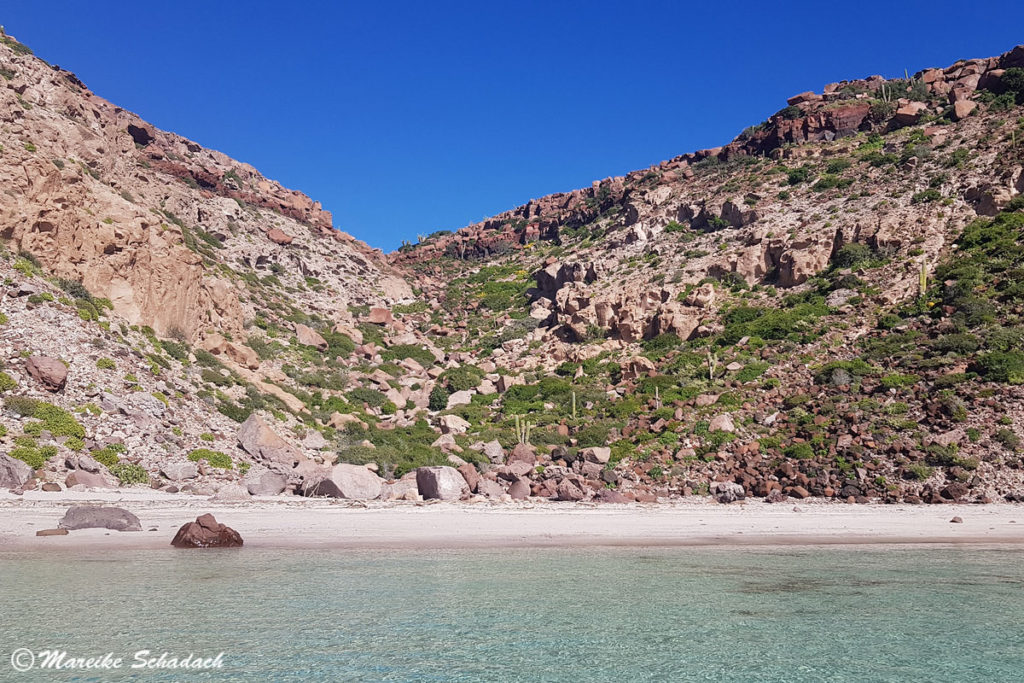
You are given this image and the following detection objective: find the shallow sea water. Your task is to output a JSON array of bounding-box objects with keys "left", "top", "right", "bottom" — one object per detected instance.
[{"left": 1, "top": 546, "right": 1023, "bottom": 681}]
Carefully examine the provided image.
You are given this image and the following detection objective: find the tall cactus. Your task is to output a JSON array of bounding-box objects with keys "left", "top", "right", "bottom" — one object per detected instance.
[{"left": 513, "top": 415, "right": 532, "bottom": 445}]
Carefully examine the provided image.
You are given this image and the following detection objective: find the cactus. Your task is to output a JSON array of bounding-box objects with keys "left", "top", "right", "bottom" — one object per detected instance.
[
  {"left": 654, "top": 386, "right": 661, "bottom": 410},
  {"left": 513, "top": 415, "right": 532, "bottom": 445},
  {"left": 706, "top": 349, "right": 718, "bottom": 382},
  {"left": 571, "top": 391, "right": 577, "bottom": 420},
  {"left": 918, "top": 262, "right": 928, "bottom": 299}
]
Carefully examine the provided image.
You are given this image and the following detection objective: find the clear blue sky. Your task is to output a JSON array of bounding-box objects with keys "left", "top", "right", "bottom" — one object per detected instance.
[{"left": 5, "top": 1, "right": 1024, "bottom": 251}]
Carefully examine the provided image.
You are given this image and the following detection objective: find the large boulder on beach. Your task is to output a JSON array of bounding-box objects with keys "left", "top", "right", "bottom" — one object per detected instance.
[
  {"left": 0, "top": 453, "right": 33, "bottom": 489},
  {"left": 243, "top": 466, "right": 288, "bottom": 496},
  {"left": 236, "top": 414, "right": 307, "bottom": 469},
  {"left": 303, "top": 463, "right": 383, "bottom": 499},
  {"left": 416, "top": 466, "right": 469, "bottom": 500},
  {"left": 65, "top": 471, "right": 115, "bottom": 489},
  {"left": 712, "top": 481, "right": 745, "bottom": 503},
  {"left": 58, "top": 506, "right": 141, "bottom": 532},
  {"left": 171, "top": 513, "right": 243, "bottom": 548}
]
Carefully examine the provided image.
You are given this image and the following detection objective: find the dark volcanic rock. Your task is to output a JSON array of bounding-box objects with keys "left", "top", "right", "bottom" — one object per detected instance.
[{"left": 171, "top": 514, "right": 243, "bottom": 548}]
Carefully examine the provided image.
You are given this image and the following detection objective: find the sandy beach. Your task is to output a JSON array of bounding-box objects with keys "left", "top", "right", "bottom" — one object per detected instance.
[{"left": 2, "top": 490, "right": 1023, "bottom": 551}]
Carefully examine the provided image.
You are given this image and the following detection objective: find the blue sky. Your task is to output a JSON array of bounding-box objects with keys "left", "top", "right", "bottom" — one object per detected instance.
[{"left": 5, "top": 1, "right": 1024, "bottom": 251}]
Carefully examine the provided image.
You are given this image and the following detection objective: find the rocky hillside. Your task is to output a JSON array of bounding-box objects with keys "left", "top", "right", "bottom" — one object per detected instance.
[{"left": 3, "top": 29, "right": 1024, "bottom": 506}]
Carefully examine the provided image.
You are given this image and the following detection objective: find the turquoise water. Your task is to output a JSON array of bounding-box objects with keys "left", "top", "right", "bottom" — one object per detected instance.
[{"left": 2, "top": 546, "right": 1023, "bottom": 681}]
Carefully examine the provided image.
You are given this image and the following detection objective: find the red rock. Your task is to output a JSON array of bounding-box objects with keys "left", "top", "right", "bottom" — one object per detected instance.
[
  {"left": 508, "top": 478, "right": 531, "bottom": 500},
  {"left": 25, "top": 355, "right": 68, "bottom": 392},
  {"left": 366, "top": 307, "right": 394, "bottom": 325},
  {"left": 171, "top": 514, "right": 243, "bottom": 548},
  {"left": 266, "top": 228, "right": 293, "bottom": 245},
  {"left": 508, "top": 443, "right": 536, "bottom": 465}
]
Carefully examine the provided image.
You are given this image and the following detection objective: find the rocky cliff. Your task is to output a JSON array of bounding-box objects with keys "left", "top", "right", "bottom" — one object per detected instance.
[
  {"left": 0, "top": 32, "right": 411, "bottom": 342},
  {"left": 3, "top": 29, "right": 1024, "bottom": 507}
]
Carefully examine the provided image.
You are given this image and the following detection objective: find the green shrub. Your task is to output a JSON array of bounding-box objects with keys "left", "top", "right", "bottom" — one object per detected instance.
[
  {"left": 973, "top": 352, "right": 1024, "bottom": 384},
  {"left": 879, "top": 373, "right": 919, "bottom": 389},
  {"left": 20, "top": 402, "right": 86, "bottom": 438},
  {"left": 832, "top": 243, "right": 875, "bottom": 269},
  {"left": 784, "top": 443, "right": 815, "bottom": 460},
  {"left": 96, "top": 357, "right": 116, "bottom": 370},
  {"left": 904, "top": 463, "right": 933, "bottom": 481},
  {"left": 347, "top": 387, "right": 387, "bottom": 408},
  {"left": 187, "top": 448, "right": 233, "bottom": 469},
  {"left": 440, "top": 365, "right": 483, "bottom": 392},
  {"left": 0, "top": 371, "right": 17, "bottom": 392},
  {"left": 428, "top": 385, "right": 449, "bottom": 411},
  {"left": 380, "top": 344, "right": 435, "bottom": 367},
  {"left": 995, "top": 428, "right": 1022, "bottom": 452},
  {"left": 10, "top": 444, "right": 57, "bottom": 469},
  {"left": 110, "top": 463, "right": 149, "bottom": 485}
]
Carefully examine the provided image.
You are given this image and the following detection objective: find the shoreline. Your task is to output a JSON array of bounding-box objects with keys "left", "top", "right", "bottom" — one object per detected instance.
[{"left": 2, "top": 491, "right": 1024, "bottom": 551}]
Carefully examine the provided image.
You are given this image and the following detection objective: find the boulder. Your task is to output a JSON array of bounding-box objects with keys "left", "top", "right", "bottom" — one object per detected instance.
[
  {"left": 25, "top": 355, "right": 68, "bottom": 392},
  {"left": 59, "top": 506, "right": 141, "bottom": 532},
  {"left": 236, "top": 414, "right": 308, "bottom": 470},
  {"left": 366, "top": 307, "right": 394, "bottom": 325},
  {"left": 508, "top": 478, "right": 531, "bottom": 500},
  {"left": 582, "top": 447, "right": 611, "bottom": 465},
  {"left": 171, "top": 514, "right": 243, "bottom": 548},
  {"left": 266, "top": 228, "right": 293, "bottom": 245},
  {"left": 439, "top": 414, "right": 471, "bottom": 434},
  {"left": 556, "top": 479, "right": 585, "bottom": 501},
  {"left": 446, "top": 390, "right": 473, "bottom": 409},
  {"left": 65, "top": 471, "right": 114, "bottom": 489},
  {"left": 595, "top": 489, "right": 629, "bottom": 504},
  {"left": 210, "top": 484, "right": 252, "bottom": 502},
  {"left": 457, "top": 463, "right": 480, "bottom": 492},
  {"left": 709, "top": 414, "right": 736, "bottom": 433},
  {"left": 36, "top": 528, "right": 69, "bottom": 537},
  {"left": 160, "top": 462, "right": 199, "bottom": 481},
  {"left": 304, "top": 463, "right": 384, "bottom": 499},
  {"left": 416, "top": 466, "right": 469, "bottom": 500},
  {"left": 712, "top": 481, "right": 745, "bottom": 503},
  {"left": 243, "top": 467, "right": 289, "bottom": 496},
  {"left": 295, "top": 323, "right": 328, "bottom": 351},
  {"left": 0, "top": 453, "right": 33, "bottom": 489},
  {"left": 508, "top": 443, "right": 536, "bottom": 465},
  {"left": 482, "top": 440, "right": 504, "bottom": 464},
  {"left": 476, "top": 478, "right": 505, "bottom": 498},
  {"left": 328, "top": 412, "right": 368, "bottom": 431}
]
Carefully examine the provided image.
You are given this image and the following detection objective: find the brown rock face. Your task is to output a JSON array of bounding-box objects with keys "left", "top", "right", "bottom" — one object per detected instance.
[
  {"left": 25, "top": 355, "right": 67, "bottom": 391},
  {"left": 170, "top": 513, "right": 243, "bottom": 548}
]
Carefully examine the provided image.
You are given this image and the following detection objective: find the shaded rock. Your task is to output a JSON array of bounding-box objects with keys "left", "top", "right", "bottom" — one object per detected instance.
[
  {"left": 457, "top": 463, "right": 480, "bottom": 492},
  {"left": 439, "top": 414, "right": 471, "bottom": 434},
  {"left": 482, "top": 440, "right": 504, "bottom": 464},
  {"left": 26, "top": 355, "right": 68, "bottom": 392},
  {"left": 171, "top": 513, "right": 243, "bottom": 548},
  {"left": 508, "top": 478, "right": 531, "bottom": 500},
  {"left": 712, "top": 481, "right": 745, "bottom": 503},
  {"left": 236, "top": 414, "right": 309, "bottom": 473},
  {"left": 556, "top": 479, "right": 585, "bottom": 501},
  {"left": 36, "top": 528, "right": 69, "bottom": 537},
  {"left": 0, "top": 453, "right": 33, "bottom": 489},
  {"left": 304, "top": 463, "right": 384, "bottom": 499},
  {"left": 40, "top": 482, "right": 62, "bottom": 492},
  {"left": 508, "top": 443, "right": 536, "bottom": 465},
  {"left": 59, "top": 506, "right": 141, "bottom": 532},
  {"left": 595, "top": 489, "right": 629, "bottom": 504},
  {"left": 243, "top": 467, "right": 288, "bottom": 496},
  {"left": 476, "top": 478, "right": 505, "bottom": 498},
  {"left": 950, "top": 516, "right": 963, "bottom": 524},
  {"left": 582, "top": 447, "right": 611, "bottom": 465},
  {"left": 266, "top": 228, "right": 293, "bottom": 245},
  {"left": 416, "top": 466, "right": 469, "bottom": 500}
]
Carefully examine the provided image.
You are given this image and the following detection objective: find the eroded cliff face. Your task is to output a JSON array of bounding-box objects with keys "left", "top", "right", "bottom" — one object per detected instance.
[{"left": 0, "top": 35, "right": 411, "bottom": 341}]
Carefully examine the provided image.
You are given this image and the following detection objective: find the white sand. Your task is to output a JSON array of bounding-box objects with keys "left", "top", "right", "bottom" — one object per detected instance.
[{"left": 1, "top": 489, "right": 1022, "bottom": 550}]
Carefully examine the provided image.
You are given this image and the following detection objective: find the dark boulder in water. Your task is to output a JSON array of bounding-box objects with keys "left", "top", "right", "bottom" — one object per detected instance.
[{"left": 171, "top": 514, "right": 243, "bottom": 548}]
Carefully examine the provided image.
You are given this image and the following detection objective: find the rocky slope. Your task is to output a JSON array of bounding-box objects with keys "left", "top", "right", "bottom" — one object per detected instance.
[{"left": 3, "top": 29, "right": 1024, "bottom": 506}]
